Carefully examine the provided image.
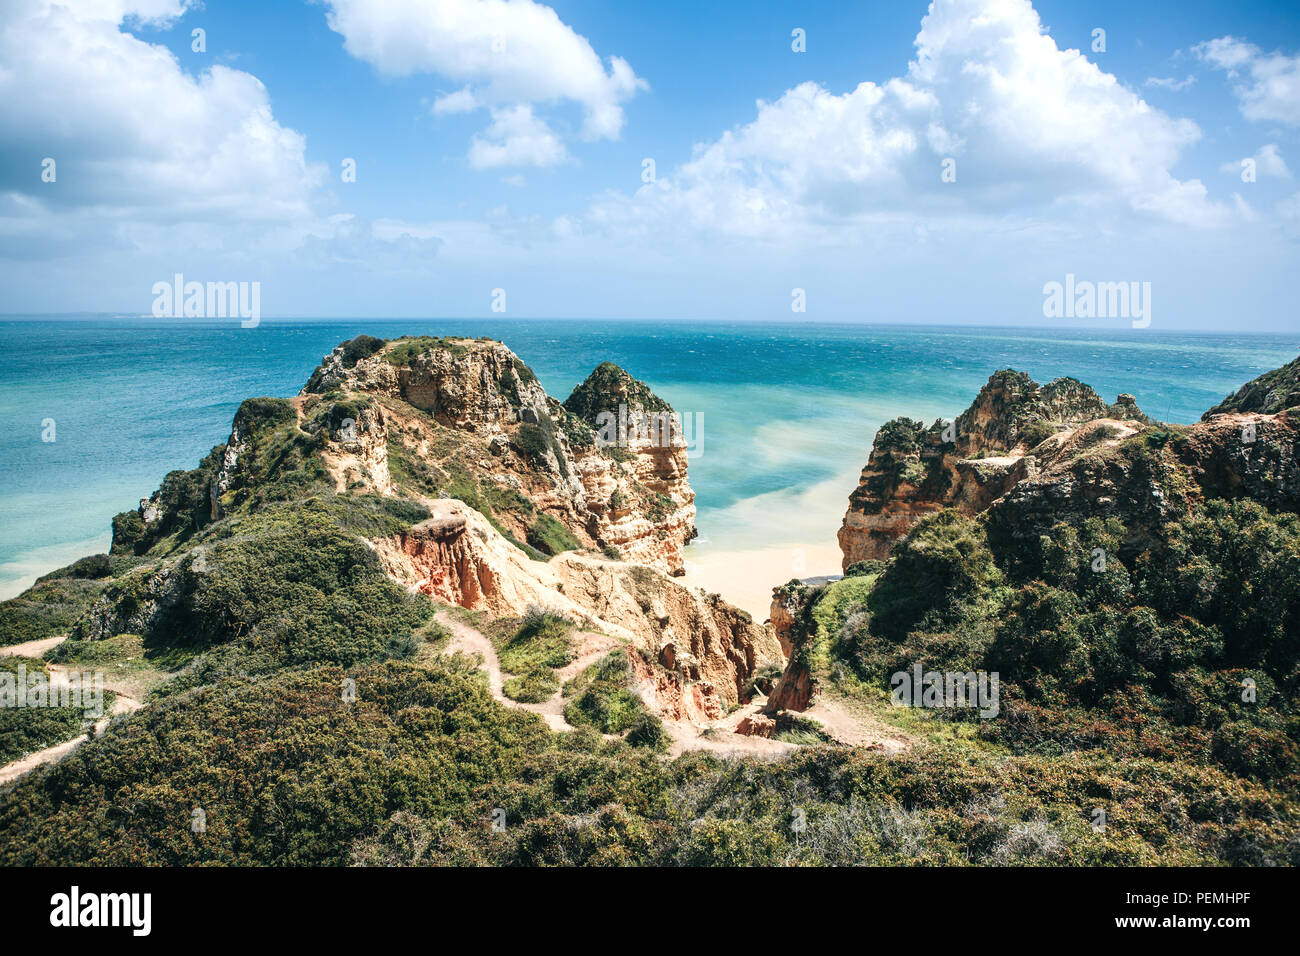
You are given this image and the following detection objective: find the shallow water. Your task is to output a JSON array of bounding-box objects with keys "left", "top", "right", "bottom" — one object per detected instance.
[{"left": 0, "top": 316, "right": 1293, "bottom": 597}]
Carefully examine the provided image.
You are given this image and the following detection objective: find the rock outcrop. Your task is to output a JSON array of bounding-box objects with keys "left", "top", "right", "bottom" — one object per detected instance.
[
  {"left": 837, "top": 370, "right": 1153, "bottom": 568},
  {"left": 295, "top": 336, "right": 775, "bottom": 723},
  {"left": 102, "top": 334, "right": 780, "bottom": 728},
  {"left": 303, "top": 336, "right": 697, "bottom": 575},
  {"left": 839, "top": 366, "right": 1300, "bottom": 570},
  {"left": 762, "top": 581, "right": 816, "bottom": 713},
  {"left": 371, "top": 498, "right": 783, "bottom": 721}
]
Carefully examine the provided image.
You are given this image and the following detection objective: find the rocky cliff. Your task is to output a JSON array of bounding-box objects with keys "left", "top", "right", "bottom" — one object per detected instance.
[
  {"left": 762, "top": 361, "right": 1300, "bottom": 725},
  {"left": 837, "top": 370, "right": 1154, "bottom": 567},
  {"left": 102, "top": 334, "right": 779, "bottom": 726},
  {"left": 838, "top": 366, "right": 1299, "bottom": 570},
  {"left": 365, "top": 497, "right": 779, "bottom": 721},
  {"left": 300, "top": 336, "right": 697, "bottom": 575}
]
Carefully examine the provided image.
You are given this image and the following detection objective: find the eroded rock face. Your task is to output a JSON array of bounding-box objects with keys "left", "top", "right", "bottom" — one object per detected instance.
[
  {"left": 839, "top": 366, "right": 1300, "bottom": 570},
  {"left": 563, "top": 362, "right": 697, "bottom": 574},
  {"left": 1177, "top": 411, "right": 1300, "bottom": 509},
  {"left": 838, "top": 370, "right": 1151, "bottom": 568},
  {"left": 304, "top": 337, "right": 697, "bottom": 575},
  {"left": 763, "top": 582, "right": 816, "bottom": 713},
  {"left": 373, "top": 498, "right": 783, "bottom": 722}
]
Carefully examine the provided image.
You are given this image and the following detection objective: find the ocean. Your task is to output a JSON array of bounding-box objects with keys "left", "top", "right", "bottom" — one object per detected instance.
[{"left": 0, "top": 316, "right": 1295, "bottom": 599}]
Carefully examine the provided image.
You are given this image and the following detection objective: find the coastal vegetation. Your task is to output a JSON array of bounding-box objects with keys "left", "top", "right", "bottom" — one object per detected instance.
[{"left": 1, "top": 339, "right": 1295, "bottom": 866}]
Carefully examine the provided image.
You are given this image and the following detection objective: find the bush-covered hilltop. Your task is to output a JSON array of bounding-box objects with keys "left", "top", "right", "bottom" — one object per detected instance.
[{"left": 0, "top": 342, "right": 1297, "bottom": 866}]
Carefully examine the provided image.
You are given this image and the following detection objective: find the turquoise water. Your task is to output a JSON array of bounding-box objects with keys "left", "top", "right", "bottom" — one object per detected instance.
[{"left": 0, "top": 317, "right": 1295, "bottom": 597}]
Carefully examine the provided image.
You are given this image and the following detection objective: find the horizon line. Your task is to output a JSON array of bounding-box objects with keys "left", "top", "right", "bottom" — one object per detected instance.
[{"left": 0, "top": 312, "right": 1295, "bottom": 338}]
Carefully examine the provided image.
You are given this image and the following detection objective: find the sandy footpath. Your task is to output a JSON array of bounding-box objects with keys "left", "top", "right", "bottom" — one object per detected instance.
[{"left": 0, "top": 635, "right": 144, "bottom": 786}]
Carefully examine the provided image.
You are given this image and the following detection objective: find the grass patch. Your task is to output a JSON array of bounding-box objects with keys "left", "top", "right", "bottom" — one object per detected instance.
[
  {"left": 496, "top": 609, "right": 572, "bottom": 675},
  {"left": 563, "top": 650, "right": 646, "bottom": 734},
  {"left": 773, "top": 714, "right": 835, "bottom": 746},
  {"left": 526, "top": 514, "right": 581, "bottom": 556},
  {"left": 502, "top": 670, "right": 559, "bottom": 703},
  {"left": 383, "top": 336, "right": 470, "bottom": 366}
]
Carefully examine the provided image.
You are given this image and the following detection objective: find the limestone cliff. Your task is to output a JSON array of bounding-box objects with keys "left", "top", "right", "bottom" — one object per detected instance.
[
  {"left": 762, "top": 362, "right": 1300, "bottom": 725},
  {"left": 837, "top": 370, "right": 1152, "bottom": 568},
  {"left": 301, "top": 336, "right": 697, "bottom": 575},
  {"left": 370, "top": 499, "right": 782, "bottom": 721},
  {"left": 838, "top": 366, "right": 1299, "bottom": 570},
  {"left": 103, "top": 334, "right": 779, "bottom": 728}
]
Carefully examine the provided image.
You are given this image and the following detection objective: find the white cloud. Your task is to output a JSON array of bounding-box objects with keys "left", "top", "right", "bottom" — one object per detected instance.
[
  {"left": 1220, "top": 144, "right": 1292, "bottom": 179},
  {"left": 293, "top": 214, "right": 444, "bottom": 273},
  {"left": 323, "top": 0, "right": 646, "bottom": 165},
  {"left": 1195, "top": 36, "right": 1300, "bottom": 126},
  {"left": 592, "top": 0, "right": 1224, "bottom": 239},
  {"left": 1146, "top": 75, "right": 1196, "bottom": 92},
  {"left": 0, "top": 0, "right": 325, "bottom": 224},
  {"left": 432, "top": 87, "right": 480, "bottom": 115},
  {"left": 468, "top": 105, "right": 568, "bottom": 168}
]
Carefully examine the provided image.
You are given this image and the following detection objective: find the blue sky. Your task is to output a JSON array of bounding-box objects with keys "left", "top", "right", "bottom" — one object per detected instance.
[{"left": 1, "top": 0, "right": 1299, "bottom": 329}]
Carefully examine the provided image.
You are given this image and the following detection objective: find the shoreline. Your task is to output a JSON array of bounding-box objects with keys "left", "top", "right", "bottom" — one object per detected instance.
[
  {"left": 679, "top": 540, "right": 843, "bottom": 621},
  {"left": 0, "top": 534, "right": 111, "bottom": 601},
  {"left": 0, "top": 474, "right": 861, "bottom": 611}
]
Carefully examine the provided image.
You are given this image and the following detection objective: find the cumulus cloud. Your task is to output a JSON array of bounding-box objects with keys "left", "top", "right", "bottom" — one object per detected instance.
[
  {"left": 592, "top": 0, "right": 1223, "bottom": 239},
  {"left": 1195, "top": 36, "right": 1300, "bottom": 126},
  {"left": 322, "top": 0, "right": 646, "bottom": 165},
  {"left": 468, "top": 105, "right": 569, "bottom": 169},
  {"left": 1220, "top": 144, "right": 1292, "bottom": 179},
  {"left": 0, "top": 0, "right": 325, "bottom": 226}
]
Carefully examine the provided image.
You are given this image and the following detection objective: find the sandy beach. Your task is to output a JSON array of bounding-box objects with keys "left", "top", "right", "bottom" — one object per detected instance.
[
  {"left": 679, "top": 539, "right": 844, "bottom": 621},
  {"left": 0, "top": 534, "right": 111, "bottom": 601},
  {"left": 678, "top": 467, "right": 858, "bottom": 620}
]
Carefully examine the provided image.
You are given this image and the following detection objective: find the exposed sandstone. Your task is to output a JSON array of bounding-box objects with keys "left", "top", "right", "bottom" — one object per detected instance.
[
  {"left": 304, "top": 337, "right": 697, "bottom": 575},
  {"left": 839, "top": 367, "right": 1300, "bottom": 571},
  {"left": 95, "top": 334, "right": 793, "bottom": 731},
  {"left": 371, "top": 498, "right": 783, "bottom": 722},
  {"left": 838, "top": 369, "right": 1153, "bottom": 568}
]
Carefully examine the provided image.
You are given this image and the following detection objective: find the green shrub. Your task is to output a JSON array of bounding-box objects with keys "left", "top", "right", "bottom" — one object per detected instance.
[
  {"left": 497, "top": 609, "right": 572, "bottom": 675},
  {"left": 502, "top": 669, "right": 559, "bottom": 703},
  {"left": 340, "top": 335, "right": 387, "bottom": 368},
  {"left": 526, "top": 514, "right": 581, "bottom": 556},
  {"left": 0, "top": 578, "right": 106, "bottom": 647},
  {"left": 868, "top": 510, "right": 1001, "bottom": 642},
  {"left": 624, "top": 713, "right": 668, "bottom": 751},
  {"left": 563, "top": 651, "right": 646, "bottom": 734}
]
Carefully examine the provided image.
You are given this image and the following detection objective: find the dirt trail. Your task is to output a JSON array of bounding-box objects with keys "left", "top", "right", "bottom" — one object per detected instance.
[
  {"left": 0, "top": 636, "right": 145, "bottom": 787},
  {"left": 802, "top": 696, "right": 910, "bottom": 753},
  {"left": 436, "top": 611, "right": 809, "bottom": 758},
  {"left": 436, "top": 610, "right": 614, "bottom": 732},
  {"left": 664, "top": 710, "right": 798, "bottom": 759},
  {"left": 0, "top": 635, "right": 68, "bottom": 658}
]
